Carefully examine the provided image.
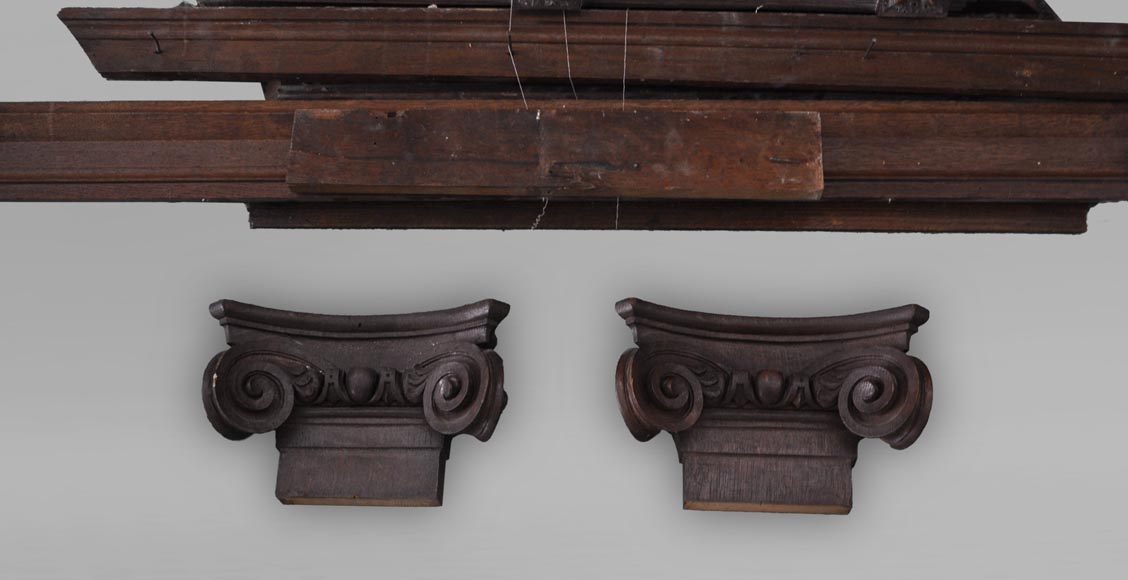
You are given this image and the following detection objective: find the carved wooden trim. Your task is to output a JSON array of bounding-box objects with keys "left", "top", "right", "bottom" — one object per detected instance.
[
  {"left": 203, "top": 299, "right": 509, "bottom": 506},
  {"left": 195, "top": 1, "right": 1060, "bottom": 20},
  {"left": 2, "top": 99, "right": 1125, "bottom": 233},
  {"left": 614, "top": 298, "right": 932, "bottom": 514},
  {"left": 61, "top": 7, "right": 1117, "bottom": 99}
]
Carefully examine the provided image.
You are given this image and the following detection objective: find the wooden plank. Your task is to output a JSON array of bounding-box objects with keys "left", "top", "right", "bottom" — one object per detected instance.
[
  {"left": 195, "top": 0, "right": 1058, "bottom": 19},
  {"left": 195, "top": 1, "right": 894, "bottom": 14},
  {"left": 3, "top": 99, "right": 1126, "bottom": 204},
  {"left": 246, "top": 199, "right": 1093, "bottom": 234},
  {"left": 60, "top": 7, "right": 1122, "bottom": 99},
  {"left": 0, "top": 102, "right": 294, "bottom": 202},
  {"left": 287, "top": 108, "right": 823, "bottom": 200}
]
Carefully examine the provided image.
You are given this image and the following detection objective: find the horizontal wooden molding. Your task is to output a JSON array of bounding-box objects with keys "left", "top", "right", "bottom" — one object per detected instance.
[
  {"left": 203, "top": 299, "right": 509, "bottom": 506},
  {"left": 60, "top": 6, "right": 1115, "bottom": 99},
  {"left": 1, "top": 98, "right": 1123, "bottom": 232},
  {"left": 246, "top": 199, "right": 1094, "bottom": 233},
  {"left": 1, "top": 98, "right": 1124, "bottom": 232},
  {"left": 614, "top": 298, "right": 932, "bottom": 514},
  {"left": 196, "top": 0, "right": 1058, "bottom": 20}
]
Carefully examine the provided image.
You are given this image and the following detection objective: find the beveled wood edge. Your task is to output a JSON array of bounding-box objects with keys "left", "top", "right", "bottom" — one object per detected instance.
[
  {"left": 246, "top": 200, "right": 1095, "bottom": 234},
  {"left": 211, "top": 299, "right": 510, "bottom": 343},
  {"left": 58, "top": 6, "right": 1121, "bottom": 99},
  {"left": 57, "top": 5, "right": 1090, "bottom": 34},
  {"left": 683, "top": 501, "right": 852, "bottom": 515},
  {"left": 197, "top": 0, "right": 1057, "bottom": 20},
  {"left": 5, "top": 99, "right": 1125, "bottom": 204},
  {"left": 616, "top": 297, "right": 929, "bottom": 343},
  {"left": 279, "top": 497, "right": 442, "bottom": 507}
]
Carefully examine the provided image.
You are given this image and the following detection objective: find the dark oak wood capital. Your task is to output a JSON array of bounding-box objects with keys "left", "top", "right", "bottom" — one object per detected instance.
[
  {"left": 202, "top": 299, "right": 509, "bottom": 506},
  {"left": 614, "top": 298, "right": 932, "bottom": 514}
]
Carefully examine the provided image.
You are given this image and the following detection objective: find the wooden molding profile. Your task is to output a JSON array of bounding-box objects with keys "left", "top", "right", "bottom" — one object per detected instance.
[
  {"left": 614, "top": 298, "right": 932, "bottom": 514},
  {"left": 203, "top": 299, "right": 509, "bottom": 506},
  {"left": 196, "top": 1, "right": 1057, "bottom": 19},
  {"left": 3, "top": 99, "right": 1124, "bottom": 233},
  {"left": 61, "top": 6, "right": 1113, "bottom": 99},
  {"left": 0, "top": 1, "right": 1123, "bottom": 232}
]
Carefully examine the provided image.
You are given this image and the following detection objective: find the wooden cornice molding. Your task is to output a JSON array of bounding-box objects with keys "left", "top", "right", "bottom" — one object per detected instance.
[
  {"left": 203, "top": 299, "right": 509, "bottom": 506},
  {"left": 1, "top": 2, "right": 1120, "bottom": 232},
  {"left": 60, "top": 6, "right": 1113, "bottom": 99},
  {"left": 2, "top": 99, "right": 1125, "bottom": 233},
  {"left": 614, "top": 298, "right": 932, "bottom": 514},
  {"left": 191, "top": 0, "right": 1062, "bottom": 20}
]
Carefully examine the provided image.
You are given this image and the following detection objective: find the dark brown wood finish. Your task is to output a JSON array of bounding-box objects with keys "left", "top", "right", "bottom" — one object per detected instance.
[
  {"left": 876, "top": 0, "right": 951, "bottom": 17},
  {"left": 203, "top": 299, "right": 509, "bottom": 506},
  {"left": 197, "top": 0, "right": 1060, "bottom": 19},
  {"left": 247, "top": 199, "right": 1093, "bottom": 233},
  {"left": 287, "top": 108, "right": 823, "bottom": 200},
  {"left": 2, "top": 98, "right": 1124, "bottom": 232},
  {"left": 614, "top": 298, "right": 932, "bottom": 514},
  {"left": 1, "top": 2, "right": 1124, "bottom": 232},
  {"left": 513, "top": 0, "right": 584, "bottom": 10},
  {"left": 61, "top": 7, "right": 1120, "bottom": 99}
]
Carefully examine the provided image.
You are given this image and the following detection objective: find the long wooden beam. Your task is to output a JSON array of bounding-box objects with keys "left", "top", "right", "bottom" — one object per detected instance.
[
  {"left": 197, "top": 0, "right": 1059, "bottom": 20},
  {"left": 3, "top": 99, "right": 1126, "bottom": 203},
  {"left": 197, "top": 0, "right": 881, "bottom": 11},
  {"left": 246, "top": 200, "right": 1095, "bottom": 234},
  {"left": 1, "top": 98, "right": 1124, "bottom": 232},
  {"left": 60, "top": 7, "right": 1121, "bottom": 99},
  {"left": 0, "top": 101, "right": 294, "bottom": 203}
]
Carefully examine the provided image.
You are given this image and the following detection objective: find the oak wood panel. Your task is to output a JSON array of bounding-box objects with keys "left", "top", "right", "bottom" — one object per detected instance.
[
  {"left": 60, "top": 7, "right": 1122, "bottom": 99},
  {"left": 287, "top": 108, "right": 823, "bottom": 199}
]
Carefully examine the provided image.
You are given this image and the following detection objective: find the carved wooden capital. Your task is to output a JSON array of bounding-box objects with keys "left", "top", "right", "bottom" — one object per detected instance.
[
  {"left": 203, "top": 299, "right": 509, "bottom": 506},
  {"left": 615, "top": 298, "right": 932, "bottom": 514}
]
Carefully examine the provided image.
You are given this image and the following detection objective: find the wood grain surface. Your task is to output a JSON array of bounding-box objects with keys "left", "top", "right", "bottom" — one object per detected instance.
[
  {"left": 61, "top": 7, "right": 1118, "bottom": 98},
  {"left": 287, "top": 108, "right": 823, "bottom": 200}
]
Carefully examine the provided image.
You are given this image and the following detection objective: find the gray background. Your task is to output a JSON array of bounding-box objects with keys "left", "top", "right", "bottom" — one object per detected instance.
[{"left": 3, "top": 1, "right": 1128, "bottom": 578}]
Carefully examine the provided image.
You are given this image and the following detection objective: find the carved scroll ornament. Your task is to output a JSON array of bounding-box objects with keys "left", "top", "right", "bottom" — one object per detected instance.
[
  {"left": 203, "top": 299, "right": 509, "bottom": 506},
  {"left": 615, "top": 298, "right": 932, "bottom": 514}
]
